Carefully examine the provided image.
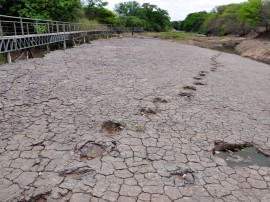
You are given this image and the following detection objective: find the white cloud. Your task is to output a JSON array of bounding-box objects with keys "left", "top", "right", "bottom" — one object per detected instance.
[{"left": 104, "top": 0, "right": 245, "bottom": 20}]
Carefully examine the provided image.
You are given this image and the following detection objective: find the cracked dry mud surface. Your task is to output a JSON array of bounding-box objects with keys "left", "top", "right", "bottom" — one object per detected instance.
[{"left": 0, "top": 38, "right": 270, "bottom": 202}]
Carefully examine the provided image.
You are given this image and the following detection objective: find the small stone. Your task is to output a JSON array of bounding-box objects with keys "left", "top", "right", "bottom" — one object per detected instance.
[{"left": 184, "top": 173, "right": 195, "bottom": 184}]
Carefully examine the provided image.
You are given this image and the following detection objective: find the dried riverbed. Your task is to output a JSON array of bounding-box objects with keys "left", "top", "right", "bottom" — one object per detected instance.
[{"left": 0, "top": 38, "right": 270, "bottom": 201}]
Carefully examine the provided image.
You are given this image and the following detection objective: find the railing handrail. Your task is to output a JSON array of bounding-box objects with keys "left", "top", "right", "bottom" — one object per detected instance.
[
  {"left": 0, "top": 15, "right": 113, "bottom": 27},
  {"left": 0, "top": 15, "right": 144, "bottom": 39},
  {"left": 0, "top": 14, "right": 68, "bottom": 23}
]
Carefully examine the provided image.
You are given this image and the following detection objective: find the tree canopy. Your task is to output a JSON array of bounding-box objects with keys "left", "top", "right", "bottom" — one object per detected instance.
[
  {"left": 0, "top": 0, "right": 84, "bottom": 21},
  {"left": 84, "top": 0, "right": 118, "bottom": 24},
  {"left": 180, "top": 11, "right": 209, "bottom": 33},
  {"left": 115, "top": 1, "right": 141, "bottom": 16},
  {"left": 115, "top": 1, "right": 171, "bottom": 31},
  {"left": 1, "top": 0, "right": 269, "bottom": 36},
  {"left": 178, "top": 0, "right": 270, "bottom": 36}
]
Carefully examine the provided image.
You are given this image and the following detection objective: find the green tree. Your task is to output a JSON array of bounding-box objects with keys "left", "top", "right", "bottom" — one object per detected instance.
[
  {"left": 139, "top": 3, "right": 170, "bottom": 31},
  {"left": 0, "top": 0, "right": 84, "bottom": 21},
  {"left": 118, "top": 16, "right": 146, "bottom": 27},
  {"left": 238, "top": 0, "right": 260, "bottom": 27},
  {"left": 171, "top": 21, "right": 182, "bottom": 30},
  {"left": 114, "top": 1, "right": 140, "bottom": 16},
  {"left": 181, "top": 11, "right": 209, "bottom": 32},
  {"left": 204, "top": 4, "right": 247, "bottom": 36},
  {"left": 114, "top": 1, "right": 170, "bottom": 31},
  {"left": 84, "top": 0, "right": 118, "bottom": 24},
  {"left": 204, "top": 13, "right": 220, "bottom": 35},
  {"left": 258, "top": 0, "right": 270, "bottom": 32},
  {"left": 88, "top": 0, "right": 108, "bottom": 8}
]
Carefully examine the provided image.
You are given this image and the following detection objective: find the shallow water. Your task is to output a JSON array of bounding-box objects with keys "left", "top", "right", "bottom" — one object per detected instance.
[
  {"left": 192, "top": 41, "right": 237, "bottom": 54},
  {"left": 209, "top": 45, "right": 236, "bottom": 54},
  {"left": 215, "top": 147, "right": 270, "bottom": 168}
]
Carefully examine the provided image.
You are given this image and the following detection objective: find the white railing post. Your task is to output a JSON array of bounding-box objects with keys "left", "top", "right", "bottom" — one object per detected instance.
[
  {"left": 26, "top": 23, "right": 29, "bottom": 35},
  {"left": 7, "top": 52, "right": 12, "bottom": 63},
  {"left": 20, "top": 18, "right": 24, "bottom": 35},
  {"left": 13, "top": 22, "right": 17, "bottom": 36},
  {"left": 0, "top": 20, "right": 3, "bottom": 38},
  {"left": 36, "top": 20, "right": 38, "bottom": 34},
  {"left": 47, "top": 22, "right": 50, "bottom": 33}
]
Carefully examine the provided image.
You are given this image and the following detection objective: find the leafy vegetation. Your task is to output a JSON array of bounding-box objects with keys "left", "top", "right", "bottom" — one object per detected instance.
[
  {"left": 0, "top": 0, "right": 170, "bottom": 31},
  {"left": 115, "top": 1, "right": 171, "bottom": 31},
  {"left": 0, "top": 0, "right": 269, "bottom": 36},
  {"left": 178, "top": 0, "right": 270, "bottom": 36},
  {"left": 0, "top": 0, "right": 84, "bottom": 21},
  {"left": 84, "top": 0, "right": 119, "bottom": 25},
  {"left": 180, "top": 12, "right": 210, "bottom": 33}
]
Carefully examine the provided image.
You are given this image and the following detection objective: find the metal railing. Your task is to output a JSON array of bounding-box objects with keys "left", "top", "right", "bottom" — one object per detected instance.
[
  {"left": 0, "top": 15, "right": 111, "bottom": 38},
  {"left": 0, "top": 15, "right": 144, "bottom": 58}
]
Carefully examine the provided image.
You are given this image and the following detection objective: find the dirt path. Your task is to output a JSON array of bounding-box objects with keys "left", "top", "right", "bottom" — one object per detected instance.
[{"left": 0, "top": 38, "right": 270, "bottom": 201}]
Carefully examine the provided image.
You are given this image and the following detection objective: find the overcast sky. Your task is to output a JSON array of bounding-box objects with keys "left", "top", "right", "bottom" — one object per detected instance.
[{"left": 103, "top": 0, "right": 245, "bottom": 21}]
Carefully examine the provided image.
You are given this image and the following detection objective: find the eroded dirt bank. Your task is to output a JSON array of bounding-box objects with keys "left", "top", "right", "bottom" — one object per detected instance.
[
  {"left": 182, "top": 37, "right": 270, "bottom": 64},
  {"left": 0, "top": 38, "right": 270, "bottom": 201},
  {"left": 235, "top": 39, "right": 270, "bottom": 64}
]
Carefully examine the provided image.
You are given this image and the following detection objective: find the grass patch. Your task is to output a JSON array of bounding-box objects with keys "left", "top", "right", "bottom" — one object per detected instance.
[
  {"left": 144, "top": 31, "right": 198, "bottom": 41},
  {"left": 131, "top": 124, "right": 145, "bottom": 132},
  {"left": 143, "top": 32, "right": 227, "bottom": 43},
  {"left": 0, "top": 54, "right": 6, "bottom": 65}
]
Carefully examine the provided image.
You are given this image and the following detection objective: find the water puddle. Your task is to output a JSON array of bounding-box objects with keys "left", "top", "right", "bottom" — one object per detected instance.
[
  {"left": 213, "top": 141, "right": 270, "bottom": 167},
  {"left": 192, "top": 41, "right": 237, "bottom": 55},
  {"left": 209, "top": 45, "right": 236, "bottom": 54}
]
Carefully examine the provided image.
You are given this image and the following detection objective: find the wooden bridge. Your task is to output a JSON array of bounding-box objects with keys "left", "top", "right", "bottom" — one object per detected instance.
[{"left": 0, "top": 15, "right": 143, "bottom": 63}]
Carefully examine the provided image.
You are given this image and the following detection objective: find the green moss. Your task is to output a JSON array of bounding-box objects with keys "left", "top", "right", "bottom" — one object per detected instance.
[{"left": 0, "top": 54, "right": 6, "bottom": 65}]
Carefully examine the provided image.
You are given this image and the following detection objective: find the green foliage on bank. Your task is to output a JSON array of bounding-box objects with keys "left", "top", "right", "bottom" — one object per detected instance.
[
  {"left": 173, "top": 0, "right": 270, "bottom": 36},
  {"left": 114, "top": 1, "right": 171, "bottom": 31},
  {"left": 0, "top": 0, "right": 84, "bottom": 21},
  {"left": 0, "top": 0, "right": 171, "bottom": 32},
  {"left": 1, "top": 0, "right": 268, "bottom": 36}
]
